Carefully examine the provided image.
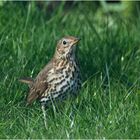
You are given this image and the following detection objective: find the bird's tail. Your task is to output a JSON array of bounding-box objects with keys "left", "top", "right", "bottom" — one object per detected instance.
[{"left": 19, "top": 77, "right": 34, "bottom": 86}]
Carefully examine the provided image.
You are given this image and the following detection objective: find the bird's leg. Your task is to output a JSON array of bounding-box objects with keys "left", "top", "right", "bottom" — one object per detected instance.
[
  {"left": 70, "top": 103, "right": 75, "bottom": 129},
  {"left": 41, "top": 105, "right": 47, "bottom": 129}
]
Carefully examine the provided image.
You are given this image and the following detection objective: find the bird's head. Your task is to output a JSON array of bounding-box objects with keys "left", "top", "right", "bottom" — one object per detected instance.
[{"left": 55, "top": 36, "right": 80, "bottom": 60}]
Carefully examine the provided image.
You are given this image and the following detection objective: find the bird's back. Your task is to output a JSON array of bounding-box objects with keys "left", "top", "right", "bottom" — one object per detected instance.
[{"left": 27, "top": 59, "right": 54, "bottom": 104}]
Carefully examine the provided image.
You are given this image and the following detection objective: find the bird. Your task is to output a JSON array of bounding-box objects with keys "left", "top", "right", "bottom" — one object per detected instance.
[{"left": 19, "top": 36, "right": 82, "bottom": 128}]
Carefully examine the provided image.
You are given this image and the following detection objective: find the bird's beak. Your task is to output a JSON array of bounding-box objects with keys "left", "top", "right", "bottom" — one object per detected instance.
[{"left": 72, "top": 37, "right": 81, "bottom": 46}]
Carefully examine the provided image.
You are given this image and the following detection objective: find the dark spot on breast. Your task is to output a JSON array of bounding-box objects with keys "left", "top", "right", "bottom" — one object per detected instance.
[
  {"left": 72, "top": 71, "right": 74, "bottom": 78},
  {"left": 49, "top": 78, "right": 55, "bottom": 83},
  {"left": 60, "top": 84, "right": 68, "bottom": 91},
  {"left": 74, "top": 65, "right": 76, "bottom": 71},
  {"left": 55, "top": 79, "right": 65, "bottom": 86},
  {"left": 66, "top": 81, "right": 70, "bottom": 85},
  {"left": 65, "top": 71, "right": 69, "bottom": 78},
  {"left": 70, "top": 77, "right": 73, "bottom": 81}
]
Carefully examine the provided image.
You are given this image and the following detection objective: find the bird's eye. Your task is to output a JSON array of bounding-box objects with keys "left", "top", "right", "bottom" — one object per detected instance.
[{"left": 63, "top": 40, "right": 67, "bottom": 45}]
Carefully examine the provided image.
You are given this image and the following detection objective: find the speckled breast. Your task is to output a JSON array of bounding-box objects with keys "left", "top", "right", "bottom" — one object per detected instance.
[{"left": 40, "top": 60, "right": 81, "bottom": 104}]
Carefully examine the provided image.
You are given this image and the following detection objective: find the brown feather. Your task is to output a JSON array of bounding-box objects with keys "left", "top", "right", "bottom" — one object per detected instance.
[
  {"left": 27, "top": 80, "right": 48, "bottom": 104},
  {"left": 26, "top": 60, "right": 53, "bottom": 104},
  {"left": 19, "top": 36, "right": 81, "bottom": 105},
  {"left": 19, "top": 77, "right": 34, "bottom": 85}
]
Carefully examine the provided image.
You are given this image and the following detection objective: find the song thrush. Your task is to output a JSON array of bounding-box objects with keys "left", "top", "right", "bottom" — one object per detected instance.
[{"left": 19, "top": 36, "right": 81, "bottom": 127}]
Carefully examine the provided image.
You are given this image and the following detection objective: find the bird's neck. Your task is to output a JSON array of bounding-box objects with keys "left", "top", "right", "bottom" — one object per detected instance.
[
  {"left": 54, "top": 51, "right": 75, "bottom": 62},
  {"left": 53, "top": 52, "right": 76, "bottom": 69}
]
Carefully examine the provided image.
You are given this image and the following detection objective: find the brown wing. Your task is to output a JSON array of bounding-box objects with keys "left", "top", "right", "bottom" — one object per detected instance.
[
  {"left": 19, "top": 77, "right": 34, "bottom": 87},
  {"left": 27, "top": 79, "right": 48, "bottom": 104},
  {"left": 27, "top": 59, "right": 53, "bottom": 104}
]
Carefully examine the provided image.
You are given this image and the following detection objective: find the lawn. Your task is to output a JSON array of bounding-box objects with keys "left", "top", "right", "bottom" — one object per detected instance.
[{"left": 0, "top": 2, "right": 140, "bottom": 139}]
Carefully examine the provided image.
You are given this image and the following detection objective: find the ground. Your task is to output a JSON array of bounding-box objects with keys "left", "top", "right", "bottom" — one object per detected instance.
[{"left": 0, "top": 2, "right": 140, "bottom": 139}]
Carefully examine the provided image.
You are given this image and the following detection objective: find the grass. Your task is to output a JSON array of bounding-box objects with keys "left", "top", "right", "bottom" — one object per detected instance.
[{"left": 0, "top": 2, "right": 140, "bottom": 139}]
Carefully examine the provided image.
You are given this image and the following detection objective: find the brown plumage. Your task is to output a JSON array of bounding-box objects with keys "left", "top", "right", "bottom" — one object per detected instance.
[
  {"left": 19, "top": 36, "right": 81, "bottom": 105},
  {"left": 19, "top": 36, "right": 81, "bottom": 128}
]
